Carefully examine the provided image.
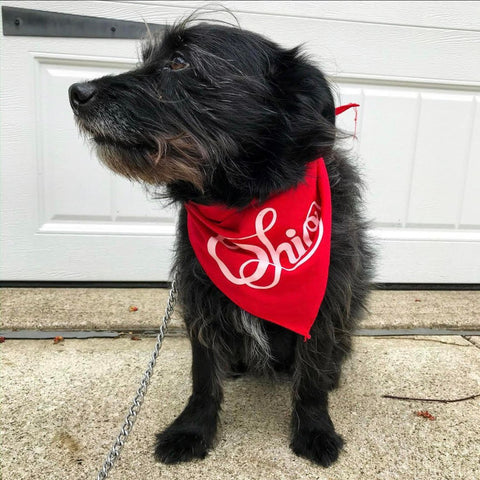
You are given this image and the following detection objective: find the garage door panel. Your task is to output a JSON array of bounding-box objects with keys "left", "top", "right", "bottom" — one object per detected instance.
[
  {"left": 355, "top": 88, "right": 419, "bottom": 227},
  {"left": 34, "top": 53, "right": 177, "bottom": 237},
  {"left": 375, "top": 229, "right": 480, "bottom": 283},
  {"left": 460, "top": 99, "right": 480, "bottom": 228},
  {"left": 334, "top": 79, "right": 480, "bottom": 282},
  {"left": 112, "top": 180, "right": 172, "bottom": 222},
  {"left": 407, "top": 93, "right": 476, "bottom": 227},
  {"left": 37, "top": 55, "right": 128, "bottom": 226},
  {"left": 338, "top": 81, "right": 479, "bottom": 231}
]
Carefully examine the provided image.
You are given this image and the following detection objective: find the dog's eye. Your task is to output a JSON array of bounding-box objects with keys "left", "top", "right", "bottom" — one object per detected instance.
[{"left": 167, "top": 56, "right": 189, "bottom": 71}]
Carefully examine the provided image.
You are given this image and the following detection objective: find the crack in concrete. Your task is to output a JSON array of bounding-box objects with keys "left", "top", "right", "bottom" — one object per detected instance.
[{"left": 462, "top": 335, "right": 480, "bottom": 349}]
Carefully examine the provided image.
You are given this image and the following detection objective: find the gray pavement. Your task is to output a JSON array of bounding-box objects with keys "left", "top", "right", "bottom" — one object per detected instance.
[
  {"left": 1, "top": 288, "right": 480, "bottom": 332},
  {"left": 1, "top": 288, "right": 480, "bottom": 479}
]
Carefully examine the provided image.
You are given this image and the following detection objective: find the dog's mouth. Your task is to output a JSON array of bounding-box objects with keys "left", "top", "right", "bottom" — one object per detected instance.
[
  {"left": 78, "top": 121, "right": 160, "bottom": 166},
  {"left": 93, "top": 134, "right": 156, "bottom": 157},
  {"left": 77, "top": 119, "right": 154, "bottom": 154},
  {"left": 74, "top": 112, "right": 207, "bottom": 190},
  {"left": 83, "top": 129, "right": 207, "bottom": 191}
]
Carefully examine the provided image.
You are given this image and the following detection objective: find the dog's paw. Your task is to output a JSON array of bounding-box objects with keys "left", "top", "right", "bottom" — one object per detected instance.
[
  {"left": 290, "top": 428, "right": 344, "bottom": 467},
  {"left": 154, "top": 425, "right": 210, "bottom": 464}
]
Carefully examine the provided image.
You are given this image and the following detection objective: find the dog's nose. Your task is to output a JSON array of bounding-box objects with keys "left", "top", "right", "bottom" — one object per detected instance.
[{"left": 69, "top": 82, "right": 97, "bottom": 112}]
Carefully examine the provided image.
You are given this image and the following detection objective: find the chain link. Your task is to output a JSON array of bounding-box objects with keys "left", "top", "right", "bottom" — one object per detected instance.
[{"left": 96, "top": 275, "right": 178, "bottom": 480}]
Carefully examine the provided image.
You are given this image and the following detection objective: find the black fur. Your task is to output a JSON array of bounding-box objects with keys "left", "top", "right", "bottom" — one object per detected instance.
[{"left": 70, "top": 16, "right": 374, "bottom": 467}]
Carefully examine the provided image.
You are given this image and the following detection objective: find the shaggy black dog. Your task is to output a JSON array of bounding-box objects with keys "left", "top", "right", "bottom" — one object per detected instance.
[{"left": 69, "top": 16, "right": 373, "bottom": 467}]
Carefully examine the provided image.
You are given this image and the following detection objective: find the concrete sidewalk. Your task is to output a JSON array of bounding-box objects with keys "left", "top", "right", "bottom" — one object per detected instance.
[
  {"left": 1, "top": 289, "right": 480, "bottom": 479},
  {"left": 1, "top": 336, "right": 480, "bottom": 480},
  {"left": 1, "top": 288, "right": 480, "bottom": 332}
]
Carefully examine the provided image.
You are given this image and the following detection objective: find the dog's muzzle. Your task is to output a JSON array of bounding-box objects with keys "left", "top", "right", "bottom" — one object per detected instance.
[{"left": 69, "top": 82, "right": 97, "bottom": 114}]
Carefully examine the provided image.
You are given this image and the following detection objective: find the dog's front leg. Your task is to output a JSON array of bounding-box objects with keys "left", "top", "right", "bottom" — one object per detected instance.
[
  {"left": 290, "top": 332, "right": 344, "bottom": 467},
  {"left": 155, "top": 334, "right": 223, "bottom": 463}
]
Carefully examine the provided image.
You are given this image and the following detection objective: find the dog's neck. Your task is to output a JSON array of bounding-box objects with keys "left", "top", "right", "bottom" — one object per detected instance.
[
  {"left": 167, "top": 156, "right": 311, "bottom": 209},
  {"left": 166, "top": 104, "right": 358, "bottom": 209}
]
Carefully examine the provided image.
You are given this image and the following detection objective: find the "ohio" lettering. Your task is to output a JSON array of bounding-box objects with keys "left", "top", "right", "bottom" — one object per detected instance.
[{"left": 206, "top": 202, "right": 323, "bottom": 289}]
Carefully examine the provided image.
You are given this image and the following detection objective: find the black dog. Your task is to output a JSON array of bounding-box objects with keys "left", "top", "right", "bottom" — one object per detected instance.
[{"left": 69, "top": 16, "right": 373, "bottom": 467}]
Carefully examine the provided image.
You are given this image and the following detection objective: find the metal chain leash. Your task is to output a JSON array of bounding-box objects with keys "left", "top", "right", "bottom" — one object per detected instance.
[{"left": 96, "top": 275, "right": 178, "bottom": 480}]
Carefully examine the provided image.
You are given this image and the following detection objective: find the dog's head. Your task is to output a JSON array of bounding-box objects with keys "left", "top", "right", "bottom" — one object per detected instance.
[{"left": 69, "top": 19, "right": 336, "bottom": 206}]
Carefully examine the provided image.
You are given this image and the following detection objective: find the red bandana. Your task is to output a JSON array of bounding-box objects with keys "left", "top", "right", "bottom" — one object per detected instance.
[{"left": 185, "top": 104, "right": 358, "bottom": 339}]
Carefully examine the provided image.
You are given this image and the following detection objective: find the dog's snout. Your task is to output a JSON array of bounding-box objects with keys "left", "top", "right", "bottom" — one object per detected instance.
[{"left": 69, "top": 82, "right": 97, "bottom": 112}]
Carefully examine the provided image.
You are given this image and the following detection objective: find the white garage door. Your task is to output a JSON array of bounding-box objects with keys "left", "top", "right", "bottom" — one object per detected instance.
[{"left": 1, "top": 1, "right": 479, "bottom": 283}]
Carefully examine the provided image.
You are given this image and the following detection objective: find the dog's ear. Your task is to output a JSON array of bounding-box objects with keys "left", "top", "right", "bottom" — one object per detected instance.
[
  {"left": 273, "top": 46, "right": 336, "bottom": 126},
  {"left": 269, "top": 46, "right": 336, "bottom": 159}
]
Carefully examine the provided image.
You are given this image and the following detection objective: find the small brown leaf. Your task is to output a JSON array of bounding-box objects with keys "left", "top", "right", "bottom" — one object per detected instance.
[{"left": 415, "top": 410, "right": 435, "bottom": 420}]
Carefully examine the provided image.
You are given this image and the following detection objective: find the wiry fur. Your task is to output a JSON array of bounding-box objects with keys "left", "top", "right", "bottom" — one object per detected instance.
[{"left": 70, "top": 15, "right": 374, "bottom": 468}]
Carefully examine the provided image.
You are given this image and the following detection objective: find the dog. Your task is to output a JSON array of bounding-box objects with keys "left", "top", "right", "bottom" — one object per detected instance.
[{"left": 69, "top": 15, "right": 374, "bottom": 467}]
